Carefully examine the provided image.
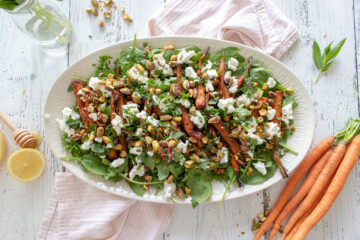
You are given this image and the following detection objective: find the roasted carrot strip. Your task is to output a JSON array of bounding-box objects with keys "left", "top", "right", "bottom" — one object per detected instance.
[
  {"left": 180, "top": 105, "right": 203, "bottom": 140},
  {"left": 166, "top": 147, "right": 173, "bottom": 166},
  {"left": 72, "top": 81, "right": 91, "bottom": 128},
  {"left": 210, "top": 120, "right": 241, "bottom": 155},
  {"left": 195, "top": 84, "right": 206, "bottom": 109},
  {"left": 272, "top": 91, "right": 283, "bottom": 127},
  {"left": 218, "top": 54, "right": 230, "bottom": 99},
  {"left": 230, "top": 75, "right": 245, "bottom": 98},
  {"left": 110, "top": 91, "right": 119, "bottom": 121},
  {"left": 230, "top": 156, "right": 240, "bottom": 174},
  {"left": 177, "top": 65, "right": 182, "bottom": 89},
  {"left": 197, "top": 47, "right": 210, "bottom": 76}
]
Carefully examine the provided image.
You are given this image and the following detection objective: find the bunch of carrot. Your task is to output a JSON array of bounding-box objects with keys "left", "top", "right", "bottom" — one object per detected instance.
[{"left": 254, "top": 118, "right": 360, "bottom": 240}]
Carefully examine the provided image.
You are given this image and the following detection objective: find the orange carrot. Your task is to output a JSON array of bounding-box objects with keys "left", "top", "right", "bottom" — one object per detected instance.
[
  {"left": 253, "top": 136, "right": 335, "bottom": 240},
  {"left": 283, "top": 142, "right": 347, "bottom": 237},
  {"left": 271, "top": 91, "right": 283, "bottom": 127},
  {"left": 72, "top": 81, "right": 91, "bottom": 128},
  {"left": 292, "top": 135, "right": 360, "bottom": 240},
  {"left": 195, "top": 84, "right": 206, "bottom": 109},
  {"left": 218, "top": 54, "right": 230, "bottom": 99},
  {"left": 269, "top": 150, "right": 333, "bottom": 239},
  {"left": 285, "top": 180, "right": 330, "bottom": 240}
]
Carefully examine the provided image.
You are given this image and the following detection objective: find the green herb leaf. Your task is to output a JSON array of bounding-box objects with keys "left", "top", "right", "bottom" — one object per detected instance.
[
  {"left": 65, "top": 118, "right": 82, "bottom": 129},
  {"left": 313, "top": 38, "right": 346, "bottom": 83}
]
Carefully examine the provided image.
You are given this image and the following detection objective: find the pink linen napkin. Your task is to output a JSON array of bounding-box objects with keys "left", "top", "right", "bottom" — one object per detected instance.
[
  {"left": 148, "top": 0, "right": 299, "bottom": 59},
  {"left": 37, "top": 173, "right": 175, "bottom": 240}
]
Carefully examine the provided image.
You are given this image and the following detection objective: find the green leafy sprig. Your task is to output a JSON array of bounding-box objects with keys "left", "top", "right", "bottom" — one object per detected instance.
[
  {"left": 312, "top": 38, "right": 346, "bottom": 83},
  {"left": 0, "top": 0, "right": 25, "bottom": 10}
]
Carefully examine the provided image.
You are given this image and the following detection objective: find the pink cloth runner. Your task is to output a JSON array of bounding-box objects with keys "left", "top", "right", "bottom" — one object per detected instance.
[
  {"left": 148, "top": 0, "right": 299, "bottom": 59},
  {"left": 39, "top": 1, "right": 299, "bottom": 239},
  {"left": 37, "top": 173, "right": 175, "bottom": 240}
]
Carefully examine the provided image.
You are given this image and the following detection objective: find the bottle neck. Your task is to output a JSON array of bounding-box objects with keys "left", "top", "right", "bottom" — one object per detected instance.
[{"left": 6, "top": 0, "right": 37, "bottom": 14}]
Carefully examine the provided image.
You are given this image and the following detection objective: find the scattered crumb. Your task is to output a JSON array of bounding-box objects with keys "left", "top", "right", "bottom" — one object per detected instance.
[
  {"left": 88, "top": 35, "right": 93, "bottom": 39},
  {"left": 236, "top": 223, "right": 239, "bottom": 227},
  {"left": 241, "top": 232, "right": 245, "bottom": 235},
  {"left": 44, "top": 113, "right": 51, "bottom": 120},
  {"left": 22, "top": 89, "right": 26, "bottom": 94},
  {"left": 266, "top": 196, "right": 271, "bottom": 203},
  {"left": 323, "top": 32, "right": 327, "bottom": 38}
]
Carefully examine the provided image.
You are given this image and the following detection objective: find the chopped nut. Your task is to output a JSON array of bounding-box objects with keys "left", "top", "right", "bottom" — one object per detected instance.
[
  {"left": 71, "top": 134, "right": 82, "bottom": 141},
  {"left": 290, "top": 126, "right": 296, "bottom": 131},
  {"left": 149, "top": 87, "right": 156, "bottom": 95},
  {"left": 188, "top": 137, "right": 198, "bottom": 144},
  {"left": 257, "top": 116, "right": 264, "bottom": 123},
  {"left": 91, "top": 0, "right": 99, "bottom": 8},
  {"left": 201, "top": 73, "right": 209, "bottom": 81},
  {"left": 114, "top": 144, "right": 123, "bottom": 150},
  {"left": 190, "top": 153, "right": 200, "bottom": 163},
  {"left": 217, "top": 142, "right": 223, "bottom": 148},
  {"left": 120, "top": 150, "right": 127, "bottom": 158},
  {"left": 122, "top": 13, "right": 131, "bottom": 22},
  {"left": 96, "top": 126, "right": 104, "bottom": 138},
  {"left": 160, "top": 115, "right": 172, "bottom": 121},
  {"left": 104, "top": 0, "right": 112, "bottom": 6},
  {"left": 208, "top": 116, "right": 220, "bottom": 124},
  {"left": 155, "top": 88, "right": 162, "bottom": 95},
  {"left": 201, "top": 136, "right": 209, "bottom": 144},
  {"left": 168, "top": 140, "right": 177, "bottom": 148},
  {"left": 98, "top": 20, "right": 104, "bottom": 27},
  {"left": 184, "top": 186, "right": 191, "bottom": 195},
  {"left": 152, "top": 140, "right": 160, "bottom": 152},
  {"left": 145, "top": 136, "right": 153, "bottom": 145},
  {"left": 98, "top": 113, "right": 108, "bottom": 123},
  {"left": 146, "top": 60, "right": 154, "bottom": 70},
  {"left": 131, "top": 94, "right": 142, "bottom": 104},
  {"left": 85, "top": 8, "right": 92, "bottom": 13},
  {"left": 102, "top": 136, "right": 112, "bottom": 144},
  {"left": 184, "top": 160, "right": 194, "bottom": 169},
  {"left": 261, "top": 83, "right": 269, "bottom": 91},
  {"left": 252, "top": 82, "right": 259, "bottom": 87},
  {"left": 259, "top": 109, "right": 268, "bottom": 116},
  {"left": 285, "top": 87, "right": 294, "bottom": 95},
  {"left": 159, "top": 140, "right": 168, "bottom": 148},
  {"left": 163, "top": 44, "right": 175, "bottom": 50},
  {"left": 189, "top": 81, "right": 196, "bottom": 88},
  {"left": 164, "top": 128, "right": 170, "bottom": 135},
  {"left": 173, "top": 116, "right": 182, "bottom": 123},
  {"left": 165, "top": 175, "right": 174, "bottom": 183},
  {"left": 183, "top": 80, "right": 190, "bottom": 91},
  {"left": 103, "top": 10, "right": 111, "bottom": 18},
  {"left": 260, "top": 132, "right": 270, "bottom": 139},
  {"left": 189, "top": 106, "right": 196, "bottom": 115},
  {"left": 135, "top": 139, "right": 144, "bottom": 147},
  {"left": 119, "top": 6, "right": 125, "bottom": 13},
  {"left": 176, "top": 187, "right": 184, "bottom": 198},
  {"left": 169, "top": 61, "right": 177, "bottom": 68},
  {"left": 120, "top": 88, "right": 131, "bottom": 95},
  {"left": 210, "top": 146, "right": 217, "bottom": 154},
  {"left": 246, "top": 167, "right": 254, "bottom": 176},
  {"left": 168, "top": 56, "right": 177, "bottom": 63}
]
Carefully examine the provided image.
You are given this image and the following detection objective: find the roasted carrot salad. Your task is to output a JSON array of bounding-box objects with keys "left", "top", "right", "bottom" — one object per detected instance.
[{"left": 58, "top": 37, "right": 297, "bottom": 206}]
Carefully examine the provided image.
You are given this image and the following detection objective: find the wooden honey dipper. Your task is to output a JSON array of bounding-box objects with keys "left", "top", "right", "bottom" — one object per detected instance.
[{"left": 0, "top": 111, "right": 37, "bottom": 148}]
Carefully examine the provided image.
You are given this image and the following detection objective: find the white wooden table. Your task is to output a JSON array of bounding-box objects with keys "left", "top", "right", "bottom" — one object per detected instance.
[{"left": 0, "top": 0, "right": 359, "bottom": 239}]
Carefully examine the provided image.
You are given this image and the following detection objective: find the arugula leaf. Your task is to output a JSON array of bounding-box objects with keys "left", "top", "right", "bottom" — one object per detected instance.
[
  {"left": 92, "top": 55, "right": 114, "bottom": 77},
  {"left": 313, "top": 38, "right": 346, "bottom": 83},
  {"left": 128, "top": 176, "right": 147, "bottom": 196}
]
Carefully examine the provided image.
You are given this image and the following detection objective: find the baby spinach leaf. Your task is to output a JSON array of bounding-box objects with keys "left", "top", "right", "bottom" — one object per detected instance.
[
  {"left": 186, "top": 169, "right": 212, "bottom": 208},
  {"left": 139, "top": 153, "right": 156, "bottom": 170},
  {"left": 128, "top": 177, "right": 147, "bottom": 196},
  {"left": 90, "top": 143, "right": 108, "bottom": 155},
  {"left": 81, "top": 160, "right": 107, "bottom": 176}
]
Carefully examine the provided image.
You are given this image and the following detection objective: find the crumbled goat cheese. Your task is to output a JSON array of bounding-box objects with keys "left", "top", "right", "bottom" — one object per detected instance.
[
  {"left": 218, "top": 98, "right": 236, "bottom": 113},
  {"left": 163, "top": 182, "right": 176, "bottom": 198},
  {"left": 177, "top": 140, "right": 189, "bottom": 153},
  {"left": 56, "top": 119, "right": 75, "bottom": 136},
  {"left": 205, "top": 60, "right": 212, "bottom": 70},
  {"left": 135, "top": 128, "right": 143, "bottom": 136},
  {"left": 253, "top": 161, "right": 267, "bottom": 175},
  {"left": 62, "top": 107, "right": 80, "bottom": 120},
  {"left": 267, "top": 109, "right": 276, "bottom": 120},
  {"left": 219, "top": 147, "right": 229, "bottom": 163},
  {"left": 147, "top": 151, "right": 154, "bottom": 157},
  {"left": 228, "top": 57, "right": 239, "bottom": 71},
  {"left": 152, "top": 94, "right": 173, "bottom": 112},
  {"left": 247, "top": 120, "right": 264, "bottom": 145},
  {"left": 265, "top": 122, "right": 281, "bottom": 140},
  {"left": 129, "top": 147, "right": 143, "bottom": 155},
  {"left": 129, "top": 164, "right": 145, "bottom": 180},
  {"left": 185, "top": 67, "right": 198, "bottom": 79},
  {"left": 122, "top": 103, "right": 140, "bottom": 121},
  {"left": 267, "top": 77, "right": 276, "bottom": 89},
  {"left": 228, "top": 81, "right": 238, "bottom": 94},
  {"left": 94, "top": 137, "right": 103, "bottom": 143},
  {"left": 88, "top": 77, "right": 112, "bottom": 98},
  {"left": 146, "top": 116, "right": 159, "bottom": 126},
  {"left": 136, "top": 110, "right": 147, "bottom": 119},
  {"left": 190, "top": 110, "right": 205, "bottom": 129},
  {"left": 110, "top": 158, "right": 125, "bottom": 168},
  {"left": 177, "top": 49, "right": 196, "bottom": 64},
  {"left": 153, "top": 54, "right": 173, "bottom": 76},
  {"left": 206, "top": 69, "right": 218, "bottom": 79},
  {"left": 81, "top": 141, "right": 92, "bottom": 150},
  {"left": 236, "top": 94, "right": 252, "bottom": 105},
  {"left": 282, "top": 103, "right": 294, "bottom": 124},
  {"left": 77, "top": 89, "right": 85, "bottom": 96},
  {"left": 205, "top": 80, "right": 214, "bottom": 92},
  {"left": 111, "top": 114, "right": 123, "bottom": 135},
  {"left": 128, "top": 65, "right": 149, "bottom": 84},
  {"left": 88, "top": 112, "right": 98, "bottom": 122},
  {"left": 106, "top": 143, "right": 113, "bottom": 148},
  {"left": 44, "top": 113, "right": 51, "bottom": 120},
  {"left": 180, "top": 98, "right": 191, "bottom": 108}
]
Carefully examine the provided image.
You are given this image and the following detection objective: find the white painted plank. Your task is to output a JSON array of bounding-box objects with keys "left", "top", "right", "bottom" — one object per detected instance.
[
  {"left": 264, "top": 0, "right": 360, "bottom": 239},
  {"left": 0, "top": 1, "right": 69, "bottom": 239}
]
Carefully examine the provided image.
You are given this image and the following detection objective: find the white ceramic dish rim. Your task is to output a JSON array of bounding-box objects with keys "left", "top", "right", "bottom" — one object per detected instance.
[{"left": 44, "top": 36, "right": 315, "bottom": 204}]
